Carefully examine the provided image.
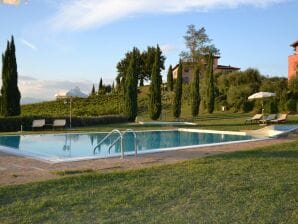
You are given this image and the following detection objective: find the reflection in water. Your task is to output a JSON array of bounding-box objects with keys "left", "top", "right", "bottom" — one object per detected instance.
[
  {"left": 89, "top": 134, "right": 95, "bottom": 146},
  {"left": 0, "top": 136, "right": 21, "bottom": 149},
  {"left": 63, "top": 135, "right": 72, "bottom": 151}
]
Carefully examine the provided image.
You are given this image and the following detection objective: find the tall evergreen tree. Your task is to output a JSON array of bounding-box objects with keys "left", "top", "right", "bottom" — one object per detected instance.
[
  {"left": 99, "top": 78, "right": 103, "bottom": 90},
  {"left": 167, "top": 65, "right": 173, "bottom": 91},
  {"left": 124, "top": 48, "right": 138, "bottom": 121},
  {"left": 191, "top": 65, "right": 201, "bottom": 117},
  {"left": 149, "top": 45, "right": 162, "bottom": 120},
  {"left": 173, "top": 60, "right": 183, "bottom": 118},
  {"left": 1, "top": 36, "right": 21, "bottom": 117},
  {"left": 206, "top": 53, "right": 215, "bottom": 113},
  {"left": 91, "top": 84, "right": 96, "bottom": 95}
]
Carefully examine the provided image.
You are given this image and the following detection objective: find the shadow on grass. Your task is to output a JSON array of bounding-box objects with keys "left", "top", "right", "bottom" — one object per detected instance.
[{"left": 213, "top": 147, "right": 298, "bottom": 160}]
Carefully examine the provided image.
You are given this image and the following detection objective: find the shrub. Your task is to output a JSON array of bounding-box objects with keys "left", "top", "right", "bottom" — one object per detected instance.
[
  {"left": 264, "top": 100, "right": 278, "bottom": 114},
  {"left": 286, "top": 99, "right": 297, "bottom": 113},
  {"left": 0, "top": 115, "right": 128, "bottom": 132},
  {"left": 242, "top": 101, "right": 254, "bottom": 113}
]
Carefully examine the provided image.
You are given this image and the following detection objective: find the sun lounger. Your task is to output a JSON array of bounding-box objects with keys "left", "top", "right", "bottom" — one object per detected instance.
[
  {"left": 271, "top": 114, "right": 288, "bottom": 124},
  {"left": 245, "top": 114, "right": 263, "bottom": 124},
  {"left": 53, "top": 119, "right": 66, "bottom": 129},
  {"left": 32, "top": 119, "right": 46, "bottom": 130},
  {"left": 259, "top": 114, "right": 277, "bottom": 125}
]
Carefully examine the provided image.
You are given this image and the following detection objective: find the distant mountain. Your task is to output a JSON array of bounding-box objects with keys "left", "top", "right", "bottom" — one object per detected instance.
[{"left": 21, "top": 97, "right": 50, "bottom": 105}]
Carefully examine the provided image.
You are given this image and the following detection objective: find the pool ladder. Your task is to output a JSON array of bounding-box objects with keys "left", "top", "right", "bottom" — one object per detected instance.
[{"left": 93, "top": 129, "right": 137, "bottom": 159}]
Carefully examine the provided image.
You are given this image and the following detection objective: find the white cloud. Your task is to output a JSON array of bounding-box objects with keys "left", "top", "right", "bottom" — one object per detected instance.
[
  {"left": 50, "top": 0, "right": 286, "bottom": 31},
  {"left": 20, "top": 39, "right": 38, "bottom": 51},
  {"left": 18, "top": 76, "right": 92, "bottom": 99},
  {"left": 160, "top": 44, "right": 177, "bottom": 54}
]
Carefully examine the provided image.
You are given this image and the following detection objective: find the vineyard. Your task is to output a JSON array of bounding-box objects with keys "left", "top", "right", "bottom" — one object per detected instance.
[
  {"left": 21, "top": 86, "right": 181, "bottom": 119},
  {"left": 21, "top": 94, "right": 122, "bottom": 117},
  {"left": 20, "top": 85, "right": 225, "bottom": 120}
]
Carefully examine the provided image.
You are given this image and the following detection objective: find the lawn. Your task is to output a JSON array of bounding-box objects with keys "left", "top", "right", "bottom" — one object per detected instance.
[{"left": 0, "top": 139, "right": 297, "bottom": 223}]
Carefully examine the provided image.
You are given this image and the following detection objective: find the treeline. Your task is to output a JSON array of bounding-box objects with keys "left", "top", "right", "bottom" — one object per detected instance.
[
  {"left": 90, "top": 77, "right": 115, "bottom": 96},
  {"left": 181, "top": 68, "right": 298, "bottom": 114},
  {"left": 113, "top": 45, "right": 165, "bottom": 121}
]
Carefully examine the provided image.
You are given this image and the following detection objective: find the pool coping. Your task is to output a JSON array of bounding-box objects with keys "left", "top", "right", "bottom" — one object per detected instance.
[{"left": 0, "top": 128, "right": 266, "bottom": 164}]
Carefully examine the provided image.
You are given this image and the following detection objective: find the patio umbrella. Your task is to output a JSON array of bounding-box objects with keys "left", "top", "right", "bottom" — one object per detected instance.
[
  {"left": 248, "top": 92, "right": 276, "bottom": 113},
  {"left": 248, "top": 92, "right": 276, "bottom": 100}
]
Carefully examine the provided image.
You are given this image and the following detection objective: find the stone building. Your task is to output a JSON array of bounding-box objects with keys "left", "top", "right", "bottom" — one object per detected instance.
[{"left": 172, "top": 55, "right": 239, "bottom": 83}]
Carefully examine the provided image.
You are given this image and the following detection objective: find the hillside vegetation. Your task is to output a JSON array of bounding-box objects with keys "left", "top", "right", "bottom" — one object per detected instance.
[
  {"left": 21, "top": 86, "right": 178, "bottom": 119},
  {"left": 21, "top": 94, "right": 122, "bottom": 117}
]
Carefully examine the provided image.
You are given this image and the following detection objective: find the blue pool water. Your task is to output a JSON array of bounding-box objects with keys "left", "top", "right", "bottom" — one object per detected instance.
[{"left": 0, "top": 130, "right": 253, "bottom": 161}]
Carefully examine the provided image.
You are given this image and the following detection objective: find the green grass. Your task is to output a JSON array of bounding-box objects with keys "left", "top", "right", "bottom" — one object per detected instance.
[{"left": 1, "top": 139, "right": 297, "bottom": 223}]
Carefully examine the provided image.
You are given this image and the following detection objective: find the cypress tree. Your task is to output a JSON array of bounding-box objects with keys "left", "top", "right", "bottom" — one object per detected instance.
[
  {"left": 167, "top": 65, "right": 173, "bottom": 91},
  {"left": 149, "top": 45, "right": 162, "bottom": 120},
  {"left": 191, "top": 65, "right": 201, "bottom": 117},
  {"left": 91, "top": 84, "right": 96, "bottom": 95},
  {"left": 124, "top": 48, "right": 138, "bottom": 121},
  {"left": 99, "top": 78, "right": 103, "bottom": 90},
  {"left": 206, "top": 53, "right": 215, "bottom": 113},
  {"left": 173, "top": 60, "right": 183, "bottom": 118},
  {"left": 1, "top": 46, "right": 9, "bottom": 116},
  {"left": 1, "top": 36, "right": 21, "bottom": 117}
]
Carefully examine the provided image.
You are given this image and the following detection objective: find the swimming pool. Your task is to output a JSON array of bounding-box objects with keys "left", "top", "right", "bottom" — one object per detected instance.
[{"left": 0, "top": 129, "right": 255, "bottom": 162}]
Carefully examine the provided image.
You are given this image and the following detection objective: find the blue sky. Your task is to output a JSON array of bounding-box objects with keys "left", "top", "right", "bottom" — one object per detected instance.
[{"left": 0, "top": 0, "right": 297, "bottom": 99}]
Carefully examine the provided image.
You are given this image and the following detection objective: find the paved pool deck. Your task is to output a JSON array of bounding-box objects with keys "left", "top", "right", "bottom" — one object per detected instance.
[{"left": 0, "top": 136, "right": 296, "bottom": 186}]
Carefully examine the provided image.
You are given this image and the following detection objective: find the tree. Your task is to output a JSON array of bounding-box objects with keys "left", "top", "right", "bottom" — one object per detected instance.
[
  {"left": 116, "top": 48, "right": 142, "bottom": 88},
  {"left": 99, "top": 78, "right": 103, "bottom": 91},
  {"left": 149, "top": 45, "right": 162, "bottom": 120},
  {"left": 191, "top": 65, "right": 201, "bottom": 117},
  {"left": 206, "top": 53, "right": 215, "bottom": 113},
  {"left": 1, "top": 36, "right": 21, "bottom": 116},
  {"left": 180, "top": 25, "right": 219, "bottom": 63},
  {"left": 90, "top": 84, "right": 96, "bottom": 95},
  {"left": 116, "top": 46, "right": 165, "bottom": 87},
  {"left": 141, "top": 46, "right": 166, "bottom": 85},
  {"left": 123, "top": 48, "right": 138, "bottom": 121},
  {"left": 173, "top": 60, "right": 183, "bottom": 118},
  {"left": 288, "top": 74, "right": 298, "bottom": 101},
  {"left": 167, "top": 65, "right": 173, "bottom": 91}
]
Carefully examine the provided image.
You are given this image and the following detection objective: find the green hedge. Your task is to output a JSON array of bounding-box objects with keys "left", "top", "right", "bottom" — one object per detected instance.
[{"left": 0, "top": 115, "right": 128, "bottom": 132}]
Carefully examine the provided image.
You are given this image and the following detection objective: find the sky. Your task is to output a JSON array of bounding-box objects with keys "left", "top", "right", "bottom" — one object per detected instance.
[{"left": 0, "top": 0, "right": 297, "bottom": 100}]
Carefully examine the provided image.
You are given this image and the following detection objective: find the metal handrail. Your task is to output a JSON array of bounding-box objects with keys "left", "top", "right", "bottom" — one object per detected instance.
[
  {"left": 93, "top": 129, "right": 137, "bottom": 159},
  {"left": 108, "top": 129, "right": 138, "bottom": 157},
  {"left": 93, "top": 129, "right": 122, "bottom": 154}
]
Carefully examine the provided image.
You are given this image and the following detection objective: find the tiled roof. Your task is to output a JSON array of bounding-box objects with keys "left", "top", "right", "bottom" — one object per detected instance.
[
  {"left": 290, "top": 40, "right": 298, "bottom": 47},
  {"left": 216, "top": 65, "right": 240, "bottom": 70}
]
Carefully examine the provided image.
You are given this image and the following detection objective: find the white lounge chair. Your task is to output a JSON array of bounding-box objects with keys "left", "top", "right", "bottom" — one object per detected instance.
[
  {"left": 259, "top": 114, "right": 277, "bottom": 125},
  {"left": 32, "top": 119, "right": 45, "bottom": 130},
  {"left": 245, "top": 114, "right": 263, "bottom": 124},
  {"left": 271, "top": 114, "right": 288, "bottom": 124},
  {"left": 53, "top": 119, "right": 66, "bottom": 129}
]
